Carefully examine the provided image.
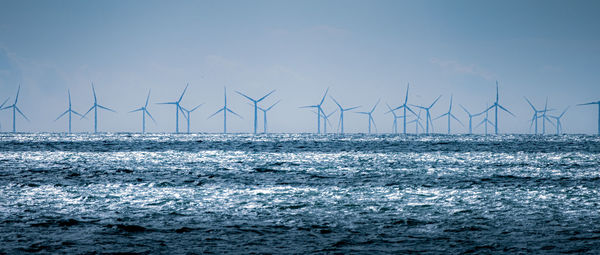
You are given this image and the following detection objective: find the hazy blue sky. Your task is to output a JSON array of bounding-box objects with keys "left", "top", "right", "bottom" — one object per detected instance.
[{"left": 0, "top": 0, "right": 599, "bottom": 133}]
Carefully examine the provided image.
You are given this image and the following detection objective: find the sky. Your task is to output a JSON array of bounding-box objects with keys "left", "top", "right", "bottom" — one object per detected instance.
[{"left": 0, "top": 0, "right": 599, "bottom": 134}]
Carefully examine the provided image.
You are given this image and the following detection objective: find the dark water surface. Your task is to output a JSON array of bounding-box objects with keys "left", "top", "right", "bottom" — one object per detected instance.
[{"left": 1, "top": 133, "right": 599, "bottom": 254}]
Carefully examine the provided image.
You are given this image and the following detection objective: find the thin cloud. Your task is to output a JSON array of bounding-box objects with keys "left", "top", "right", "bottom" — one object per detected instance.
[{"left": 430, "top": 58, "right": 495, "bottom": 80}]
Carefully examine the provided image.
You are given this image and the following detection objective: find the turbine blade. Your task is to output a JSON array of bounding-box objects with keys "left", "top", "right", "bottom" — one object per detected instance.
[
  {"left": 404, "top": 83, "right": 410, "bottom": 104},
  {"left": 330, "top": 96, "right": 342, "bottom": 109},
  {"left": 450, "top": 113, "right": 464, "bottom": 126},
  {"left": 475, "top": 119, "right": 486, "bottom": 128},
  {"left": 208, "top": 108, "right": 225, "bottom": 119},
  {"left": 157, "top": 102, "right": 177, "bottom": 105},
  {"left": 226, "top": 108, "right": 242, "bottom": 118},
  {"left": 236, "top": 91, "right": 255, "bottom": 102},
  {"left": 145, "top": 109, "right": 157, "bottom": 124},
  {"left": 266, "top": 100, "right": 281, "bottom": 111},
  {"left": 130, "top": 107, "right": 144, "bottom": 113},
  {"left": 434, "top": 113, "right": 448, "bottom": 120},
  {"left": 145, "top": 89, "right": 151, "bottom": 107},
  {"left": 385, "top": 103, "right": 394, "bottom": 114},
  {"left": 0, "top": 97, "right": 9, "bottom": 108},
  {"left": 178, "top": 83, "right": 189, "bottom": 102},
  {"left": 98, "top": 105, "right": 116, "bottom": 113},
  {"left": 577, "top": 101, "right": 600, "bottom": 106},
  {"left": 71, "top": 110, "right": 84, "bottom": 118},
  {"left": 406, "top": 105, "right": 417, "bottom": 116},
  {"left": 91, "top": 83, "right": 97, "bottom": 103},
  {"left": 370, "top": 99, "right": 380, "bottom": 113},
  {"left": 524, "top": 97, "right": 536, "bottom": 111},
  {"left": 429, "top": 95, "right": 442, "bottom": 108},
  {"left": 559, "top": 107, "right": 569, "bottom": 118},
  {"left": 371, "top": 116, "right": 378, "bottom": 132},
  {"left": 191, "top": 103, "right": 204, "bottom": 112},
  {"left": 14, "top": 84, "right": 21, "bottom": 104},
  {"left": 55, "top": 110, "right": 69, "bottom": 121},
  {"left": 257, "top": 89, "right": 276, "bottom": 102},
  {"left": 319, "top": 87, "right": 329, "bottom": 106},
  {"left": 459, "top": 104, "right": 470, "bottom": 115},
  {"left": 15, "top": 106, "right": 29, "bottom": 121},
  {"left": 497, "top": 104, "right": 515, "bottom": 117},
  {"left": 81, "top": 106, "right": 94, "bottom": 119},
  {"left": 344, "top": 106, "right": 360, "bottom": 111}
]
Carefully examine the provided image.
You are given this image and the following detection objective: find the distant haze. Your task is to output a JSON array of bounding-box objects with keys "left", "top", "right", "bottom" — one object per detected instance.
[{"left": 0, "top": 0, "right": 599, "bottom": 134}]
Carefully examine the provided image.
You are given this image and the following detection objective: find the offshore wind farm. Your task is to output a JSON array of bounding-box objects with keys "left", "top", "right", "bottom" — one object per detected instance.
[{"left": 1, "top": 1, "right": 600, "bottom": 254}]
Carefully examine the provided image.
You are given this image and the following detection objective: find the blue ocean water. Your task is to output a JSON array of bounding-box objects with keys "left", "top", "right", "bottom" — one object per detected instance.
[{"left": 0, "top": 133, "right": 599, "bottom": 254}]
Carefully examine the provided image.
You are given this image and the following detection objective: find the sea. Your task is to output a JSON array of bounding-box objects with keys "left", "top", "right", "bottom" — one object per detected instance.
[{"left": 0, "top": 133, "right": 599, "bottom": 254}]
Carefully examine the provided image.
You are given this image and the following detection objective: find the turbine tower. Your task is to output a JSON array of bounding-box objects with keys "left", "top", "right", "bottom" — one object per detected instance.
[
  {"left": 158, "top": 84, "right": 188, "bottom": 133},
  {"left": 356, "top": 99, "right": 380, "bottom": 134},
  {"left": 538, "top": 97, "right": 554, "bottom": 134},
  {"left": 385, "top": 103, "right": 400, "bottom": 134},
  {"left": 459, "top": 104, "right": 482, "bottom": 134},
  {"left": 434, "top": 95, "right": 463, "bottom": 134},
  {"left": 257, "top": 100, "right": 280, "bottom": 133},
  {"left": 300, "top": 88, "right": 329, "bottom": 134},
  {"left": 323, "top": 110, "right": 336, "bottom": 134},
  {"left": 209, "top": 87, "right": 242, "bottom": 134},
  {"left": 548, "top": 107, "right": 569, "bottom": 135},
  {"left": 56, "top": 89, "right": 84, "bottom": 133},
  {"left": 524, "top": 97, "right": 552, "bottom": 135},
  {"left": 476, "top": 104, "right": 494, "bottom": 135},
  {"left": 391, "top": 83, "right": 417, "bottom": 134},
  {"left": 486, "top": 81, "right": 515, "bottom": 134},
  {"left": 407, "top": 110, "right": 425, "bottom": 134},
  {"left": 236, "top": 89, "right": 275, "bottom": 134},
  {"left": 0, "top": 98, "right": 8, "bottom": 131},
  {"left": 577, "top": 100, "right": 600, "bottom": 135},
  {"left": 412, "top": 95, "right": 441, "bottom": 134},
  {"left": 181, "top": 104, "right": 203, "bottom": 134},
  {"left": 330, "top": 96, "right": 359, "bottom": 134},
  {"left": 130, "top": 89, "right": 156, "bottom": 134},
  {"left": 1, "top": 85, "right": 30, "bottom": 133},
  {"left": 82, "top": 83, "right": 116, "bottom": 133}
]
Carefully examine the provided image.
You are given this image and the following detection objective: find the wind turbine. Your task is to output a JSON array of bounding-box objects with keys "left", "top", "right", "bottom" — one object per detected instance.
[
  {"left": 157, "top": 84, "right": 188, "bottom": 133},
  {"left": 81, "top": 83, "right": 116, "bottom": 133},
  {"left": 181, "top": 104, "right": 203, "bottom": 134},
  {"left": 577, "top": 100, "right": 600, "bottom": 135},
  {"left": 56, "top": 89, "right": 84, "bottom": 133},
  {"left": 476, "top": 104, "right": 494, "bottom": 135},
  {"left": 548, "top": 107, "right": 569, "bottom": 135},
  {"left": 459, "top": 104, "right": 482, "bottom": 134},
  {"left": 129, "top": 89, "right": 156, "bottom": 134},
  {"left": 485, "top": 81, "right": 515, "bottom": 134},
  {"left": 1, "top": 85, "right": 30, "bottom": 133},
  {"left": 300, "top": 88, "right": 329, "bottom": 134},
  {"left": 435, "top": 95, "right": 463, "bottom": 134},
  {"left": 0, "top": 97, "right": 8, "bottom": 131},
  {"left": 538, "top": 97, "right": 555, "bottom": 134},
  {"left": 330, "top": 96, "right": 359, "bottom": 134},
  {"left": 524, "top": 97, "right": 552, "bottom": 135},
  {"left": 391, "top": 83, "right": 417, "bottom": 134},
  {"left": 257, "top": 100, "right": 280, "bottom": 133},
  {"left": 412, "top": 95, "right": 441, "bottom": 134},
  {"left": 236, "top": 89, "right": 275, "bottom": 134},
  {"left": 407, "top": 109, "right": 425, "bottom": 134},
  {"left": 322, "top": 109, "right": 336, "bottom": 134},
  {"left": 385, "top": 103, "right": 401, "bottom": 134},
  {"left": 356, "top": 99, "right": 380, "bottom": 134},
  {"left": 209, "top": 87, "right": 242, "bottom": 133}
]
